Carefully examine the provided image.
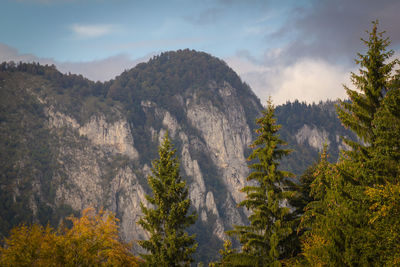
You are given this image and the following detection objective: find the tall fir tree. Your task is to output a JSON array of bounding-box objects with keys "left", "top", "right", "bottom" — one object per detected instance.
[
  {"left": 138, "top": 132, "right": 197, "bottom": 267},
  {"left": 335, "top": 21, "right": 399, "bottom": 265},
  {"left": 336, "top": 20, "right": 398, "bottom": 165},
  {"left": 225, "top": 99, "right": 297, "bottom": 266}
]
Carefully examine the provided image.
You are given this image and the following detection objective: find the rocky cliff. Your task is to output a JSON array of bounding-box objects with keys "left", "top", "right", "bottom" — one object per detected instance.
[
  {"left": 0, "top": 54, "right": 262, "bottom": 262},
  {"left": 0, "top": 52, "right": 352, "bottom": 263}
]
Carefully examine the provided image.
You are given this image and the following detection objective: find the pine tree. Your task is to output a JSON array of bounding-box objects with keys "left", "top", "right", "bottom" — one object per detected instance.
[
  {"left": 138, "top": 132, "right": 197, "bottom": 267},
  {"left": 226, "top": 99, "right": 297, "bottom": 266}
]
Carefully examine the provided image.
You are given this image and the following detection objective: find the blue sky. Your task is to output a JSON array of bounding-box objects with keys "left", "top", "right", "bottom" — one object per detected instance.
[
  {"left": 0, "top": 0, "right": 293, "bottom": 61},
  {"left": 1, "top": 0, "right": 400, "bottom": 104}
]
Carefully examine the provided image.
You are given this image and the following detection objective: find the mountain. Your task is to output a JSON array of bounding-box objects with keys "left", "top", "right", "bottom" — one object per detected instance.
[
  {"left": 275, "top": 100, "right": 356, "bottom": 174},
  {"left": 0, "top": 51, "right": 352, "bottom": 263}
]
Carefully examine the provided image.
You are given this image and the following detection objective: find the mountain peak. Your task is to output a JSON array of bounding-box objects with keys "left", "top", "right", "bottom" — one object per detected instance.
[{"left": 107, "top": 49, "right": 250, "bottom": 101}]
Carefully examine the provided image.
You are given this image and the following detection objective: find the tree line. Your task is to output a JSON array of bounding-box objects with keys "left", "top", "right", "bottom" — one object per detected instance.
[{"left": 1, "top": 21, "right": 399, "bottom": 266}]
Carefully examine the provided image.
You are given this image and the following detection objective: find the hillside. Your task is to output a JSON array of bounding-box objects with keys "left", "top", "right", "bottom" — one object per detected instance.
[
  {"left": 0, "top": 51, "right": 352, "bottom": 263},
  {"left": 275, "top": 100, "right": 356, "bottom": 174}
]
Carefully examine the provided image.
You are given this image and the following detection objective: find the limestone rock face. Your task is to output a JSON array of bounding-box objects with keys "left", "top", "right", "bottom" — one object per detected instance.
[
  {"left": 46, "top": 107, "right": 148, "bottom": 242},
  {"left": 39, "top": 78, "right": 258, "bottom": 258},
  {"left": 186, "top": 83, "right": 252, "bottom": 205},
  {"left": 295, "top": 124, "right": 330, "bottom": 152},
  {"left": 79, "top": 116, "right": 139, "bottom": 160}
]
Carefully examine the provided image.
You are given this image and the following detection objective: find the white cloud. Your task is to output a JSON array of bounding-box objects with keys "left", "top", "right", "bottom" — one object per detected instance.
[
  {"left": 57, "top": 53, "right": 153, "bottom": 81},
  {"left": 226, "top": 56, "right": 353, "bottom": 105},
  {"left": 70, "top": 24, "right": 115, "bottom": 38},
  {"left": 0, "top": 42, "right": 150, "bottom": 82},
  {"left": 0, "top": 43, "right": 54, "bottom": 64},
  {"left": 271, "top": 58, "right": 351, "bottom": 104}
]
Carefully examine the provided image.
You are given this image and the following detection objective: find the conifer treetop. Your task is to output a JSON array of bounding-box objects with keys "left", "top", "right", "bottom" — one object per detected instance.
[
  {"left": 138, "top": 132, "right": 197, "bottom": 267},
  {"left": 337, "top": 20, "right": 398, "bottom": 145}
]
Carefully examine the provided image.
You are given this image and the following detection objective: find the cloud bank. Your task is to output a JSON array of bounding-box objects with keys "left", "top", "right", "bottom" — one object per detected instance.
[
  {"left": 0, "top": 43, "right": 150, "bottom": 82},
  {"left": 70, "top": 24, "right": 115, "bottom": 38},
  {"left": 226, "top": 55, "right": 352, "bottom": 105}
]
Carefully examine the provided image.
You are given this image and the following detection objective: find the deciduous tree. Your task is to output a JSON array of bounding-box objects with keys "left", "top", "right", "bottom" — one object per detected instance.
[{"left": 0, "top": 207, "right": 139, "bottom": 266}]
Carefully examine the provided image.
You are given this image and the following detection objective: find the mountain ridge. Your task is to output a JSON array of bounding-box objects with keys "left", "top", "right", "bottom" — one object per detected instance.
[{"left": 0, "top": 51, "right": 352, "bottom": 263}]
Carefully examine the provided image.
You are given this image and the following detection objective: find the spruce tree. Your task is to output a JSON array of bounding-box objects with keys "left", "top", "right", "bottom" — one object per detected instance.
[
  {"left": 336, "top": 20, "right": 398, "bottom": 162},
  {"left": 226, "top": 99, "right": 297, "bottom": 266},
  {"left": 138, "top": 132, "right": 197, "bottom": 267},
  {"left": 334, "top": 22, "right": 399, "bottom": 265}
]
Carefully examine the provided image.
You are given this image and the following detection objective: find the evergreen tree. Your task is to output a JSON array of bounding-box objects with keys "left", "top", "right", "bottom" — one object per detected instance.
[
  {"left": 367, "top": 87, "right": 400, "bottom": 182},
  {"left": 334, "top": 22, "right": 399, "bottom": 265},
  {"left": 337, "top": 21, "right": 398, "bottom": 185},
  {"left": 336, "top": 20, "right": 398, "bottom": 166},
  {"left": 226, "top": 99, "right": 297, "bottom": 266},
  {"left": 209, "top": 240, "right": 238, "bottom": 267},
  {"left": 363, "top": 87, "right": 400, "bottom": 264},
  {"left": 138, "top": 132, "right": 197, "bottom": 267},
  {"left": 297, "top": 147, "right": 347, "bottom": 266}
]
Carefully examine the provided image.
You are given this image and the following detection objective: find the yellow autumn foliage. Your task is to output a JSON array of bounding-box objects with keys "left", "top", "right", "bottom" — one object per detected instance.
[
  {"left": 0, "top": 207, "right": 140, "bottom": 266},
  {"left": 300, "top": 233, "right": 331, "bottom": 267}
]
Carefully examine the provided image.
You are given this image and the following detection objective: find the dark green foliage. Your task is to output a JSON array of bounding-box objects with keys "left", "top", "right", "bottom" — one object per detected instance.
[
  {"left": 0, "top": 65, "right": 107, "bottom": 237},
  {"left": 138, "top": 133, "right": 198, "bottom": 266},
  {"left": 367, "top": 88, "right": 400, "bottom": 182},
  {"left": 108, "top": 49, "right": 243, "bottom": 104},
  {"left": 0, "top": 61, "right": 106, "bottom": 99},
  {"left": 361, "top": 88, "right": 400, "bottom": 263},
  {"left": 226, "top": 100, "right": 298, "bottom": 266},
  {"left": 0, "top": 71, "right": 54, "bottom": 234}
]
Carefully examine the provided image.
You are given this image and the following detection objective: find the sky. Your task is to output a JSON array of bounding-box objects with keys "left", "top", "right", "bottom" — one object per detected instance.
[{"left": 1, "top": 0, "right": 400, "bottom": 104}]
